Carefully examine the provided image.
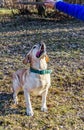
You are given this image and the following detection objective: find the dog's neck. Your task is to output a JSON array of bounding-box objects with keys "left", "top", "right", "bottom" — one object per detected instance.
[{"left": 30, "top": 57, "right": 47, "bottom": 70}]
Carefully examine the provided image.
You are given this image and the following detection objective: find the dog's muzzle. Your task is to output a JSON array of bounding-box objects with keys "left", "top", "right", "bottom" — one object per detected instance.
[{"left": 36, "top": 43, "right": 46, "bottom": 58}]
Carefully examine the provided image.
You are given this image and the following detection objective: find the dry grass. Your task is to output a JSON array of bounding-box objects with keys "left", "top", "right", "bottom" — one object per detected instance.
[
  {"left": 0, "top": 16, "right": 84, "bottom": 130},
  {"left": 0, "top": 8, "right": 19, "bottom": 16}
]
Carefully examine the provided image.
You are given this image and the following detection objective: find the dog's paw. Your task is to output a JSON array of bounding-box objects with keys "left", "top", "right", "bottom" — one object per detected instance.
[
  {"left": 41, "top": 107, "right": 47, "bottom": 112},
  {"left": 26, "top": 109, "right": 34, "bottom": 116}
]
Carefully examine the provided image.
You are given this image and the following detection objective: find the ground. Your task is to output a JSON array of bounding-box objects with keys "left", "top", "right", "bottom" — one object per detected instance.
[{"left": 0, "top": 16, "right": 84, "bottom": 130}]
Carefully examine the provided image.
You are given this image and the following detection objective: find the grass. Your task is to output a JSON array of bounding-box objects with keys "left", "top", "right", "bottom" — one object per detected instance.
[
  {"left": 0, "top": 16, "right": 84, "bottom": 130},
  {"left": 0, "top": 8, "right": 19, "bottom": 15}
]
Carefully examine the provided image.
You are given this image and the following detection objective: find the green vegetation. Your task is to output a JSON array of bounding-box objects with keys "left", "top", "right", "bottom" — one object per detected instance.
[{"left": 0, "top": 16, "right": 84, "bottom": 130}]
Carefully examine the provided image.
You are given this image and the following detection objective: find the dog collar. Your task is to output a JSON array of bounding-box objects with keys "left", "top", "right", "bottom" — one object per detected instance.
[{"left": 30, "top": 67, "right": 52, "bottom": 75}]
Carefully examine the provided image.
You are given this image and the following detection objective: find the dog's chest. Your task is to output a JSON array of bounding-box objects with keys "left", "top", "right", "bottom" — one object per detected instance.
[{"left": 25, "top": 74, "right": 50, "bottom": 95}]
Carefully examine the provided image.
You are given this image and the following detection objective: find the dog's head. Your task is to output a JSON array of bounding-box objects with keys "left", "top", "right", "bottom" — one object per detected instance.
[{"left": 23, "top": 42, "right": 49, "bottom": 67}]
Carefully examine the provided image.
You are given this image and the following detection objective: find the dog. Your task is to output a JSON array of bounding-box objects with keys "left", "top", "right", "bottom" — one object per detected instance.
[{"left": 12, "top": 42, "right": 52, "bottom": 116}]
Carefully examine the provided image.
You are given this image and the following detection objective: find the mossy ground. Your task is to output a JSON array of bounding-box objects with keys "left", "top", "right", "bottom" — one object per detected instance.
[{"left": 0, "top": 16, "right": 84, "bottom": 130}]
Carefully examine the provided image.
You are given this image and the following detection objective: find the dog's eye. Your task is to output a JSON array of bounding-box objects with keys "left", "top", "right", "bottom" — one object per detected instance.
[{"left": 33, "top": 46, "right": 36, "bottom": 49}]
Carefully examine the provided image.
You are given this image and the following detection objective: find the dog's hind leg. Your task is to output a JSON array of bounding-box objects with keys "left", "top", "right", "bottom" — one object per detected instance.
[
  {"left": 12, "top": 74, "right": 20, "bottom": 105},
  {"left": 13, "top": 91, "right": 18, "bottom": 105}
]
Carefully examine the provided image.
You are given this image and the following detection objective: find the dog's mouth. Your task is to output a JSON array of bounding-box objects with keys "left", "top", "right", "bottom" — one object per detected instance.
[{"left": 36, "top": 43, "right": 46, "bottom": 58}]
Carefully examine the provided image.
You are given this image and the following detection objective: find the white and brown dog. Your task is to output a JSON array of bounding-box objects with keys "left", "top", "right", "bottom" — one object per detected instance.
[{"left": 12, "top": 42, "right": 52, "bottom": 116}]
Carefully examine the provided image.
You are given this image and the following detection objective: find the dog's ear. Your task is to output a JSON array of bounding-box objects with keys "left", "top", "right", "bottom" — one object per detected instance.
[
  {"left": 23, "top": 53, "right": 31, "bottom": 64},
  {"left": 45, "top": 55, "right": 50, "bottom": 62}
]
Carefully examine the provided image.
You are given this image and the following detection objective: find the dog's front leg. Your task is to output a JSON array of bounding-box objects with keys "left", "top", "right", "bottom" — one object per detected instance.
[
  {"left": 41, "top": 89, "right": 48, "bottom": 112},
  {"left": 24, "top": 89, "right": 33, "bottom": 116}
]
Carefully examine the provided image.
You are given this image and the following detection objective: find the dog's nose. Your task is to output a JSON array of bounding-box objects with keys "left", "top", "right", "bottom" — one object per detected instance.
[{"left": 39, "top": 42, "right": 46, "bottom": 50}]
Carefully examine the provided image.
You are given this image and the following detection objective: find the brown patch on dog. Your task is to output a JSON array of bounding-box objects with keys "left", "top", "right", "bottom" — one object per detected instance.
[{"left": 45, "top": 55, "right": 50, "bottom": 62}]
